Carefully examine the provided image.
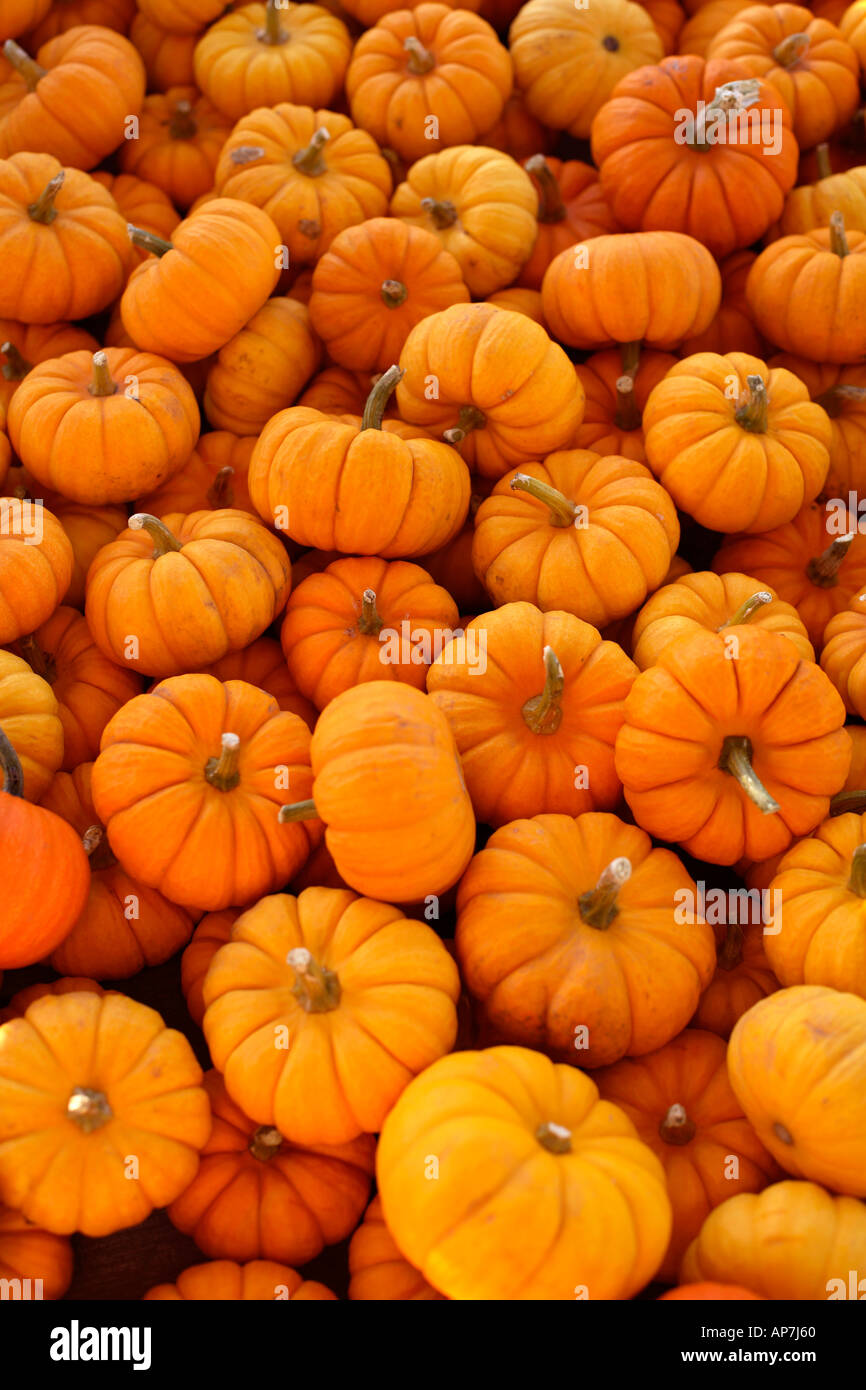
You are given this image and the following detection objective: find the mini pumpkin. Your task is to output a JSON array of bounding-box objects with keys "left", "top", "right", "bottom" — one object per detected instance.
[
  {"left": 769, "top": 143, "right": 866, "bottom": 239},
  {"left": 679, "top": 250, "right": 768, "bottom": 357},
  {"left": 768, "top": 353, "right": 866, "bottom": 495},
  {"left": 130, "top": 13, "right": 198, "bottom": 92},
  {"left": 0, "top": 496, "right": 72, "bottom": 644},
  {"left": 119, "top": 85, "right": 232, "bottom": 210},
  {"left": 90, "top": 674, "right": 321, "bottom": 911},
  {"left": 27, "top": 0, "right": 137, "bottom": 46},
  {"left": 136, "top": 0, "right": 226, "bottom": 33},
  {"left": 144, "top": 1259, "right": 337, "bottom": 1300},
  {"left": 0, "top": 648, "right": 63, "bottom": 800},
  {"left": 180, "top": 909, "right": 239, "bottom": 1027},
  {"left": 659, "top": 1282, "right": 765, "bottom": 1299},
  {"left": 202, "top": 886, "right": 460, "bottom": 1145},
  {"left": 0, "top": 990, "right": 211, "bottom": 1235},
  {"left": 203, "top": 297, "right": 321, "bottom": 435},
  {"left": 476, "top": 90, "right": 554, "bottom": 161},
  {"left": 0, "top": 0, "right": 52, "bottom": 42},
  {"left": 89, "top": 170, "right": 181, "bottom": 260},
  {"left": 48, "top": 501, "right": 127, "bottom": 612},
  {"left": 135, "top": 431, "right": 256, "bottom": 517},
  {"left": 201, "top": 637, "right": 316, "bottom": 729},
  {"left": 0, "top": 1204, "right": 72, "bottom": 1301},
  {"left": 821, "top": 593, "right": 866, "bottom": 715},
  {"left": 517, "top": 156, "right": 620, "bottom": 291},
  {"left": 349, "top": 1195, "right": 445, "bottom": 1301},
  {"left": 573, "top": 347, "right": 677, "bottom": 462},
  {"left": 692, "top": 919, "right": 780, "bottom": 1038}
]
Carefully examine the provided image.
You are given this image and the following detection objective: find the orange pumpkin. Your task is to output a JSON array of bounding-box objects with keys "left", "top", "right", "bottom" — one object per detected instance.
[
  {"left": 728, "top": 984, "right": 866, "bottom": 1195},
  {"left": 281, "top": 556, "right": 459, "bottom": 709},
  {"left": 144, "top": 1259, "right": 337, "bottom": 1300},
  {"left": 0, "top": 0, "right": 52, "bottom": 42},
  {"left": 120, "top": 199, "right": 282, "bottom": 363},
  {"left": 41, "top": 763, "right": 196, "bottom": 979},
  {"left": 471, "top": 452, "right": 680, "bottom": 627},
  {"left": 542, "top": 232, "right": 722, "bottom": 350},
  {"left": 26, "top": 0, "right": 137, "bottom": 47},
  {"left": 768, "top": 353, "right": 866, "bottom": 495},
  {"left": 476, "top": 90, "right": 554, "bottom": 162},
  {"left": 136, "top": 0, "right": 226, "bottom": 33},
  {"left": 348, "top": 1195, "right": 445, "bottom": 1301},
  {"left": 49, "top": 501, "right": 127, "bottom": 612},
  {"left": 0, "top": 648, "right": 62, "bottom": 800},
  {"left": 0, "top": 1204, "right": 72, "bottom": 1301},
  {"left": 214, "top": 104, "right": 392, "bottom": 267},
  {"left": 573, "top": 347, "right": 676, "bottom": 462},
  {"left": 0, "top": 153, "right": 131, "bottom": 322},
  {"left": 202, "top": 885, "right": 460, "bottom": 1144},
  {"left": 119, "top": 85, "right": 232, "bottom": 210},
  {"left": 297, "top": 364, "right": 371, "bottom": 413},
  {"left": 660, "top": 1283, "right": 765, "bottom": 1299},
  {"left": 377, "top": 1043, "right": 673, "bottom": 1299},
  {"left": 596, "top": 1028, "right": 779, "bottom": 1281},
  {"left": 167, "top": 1070, "right": 375, "bottom": 1264},
  {"left": 679, "top": 250, "right": 768, "bottom": 357},
  {"left": 90, "top": 170, "right": 181, "bottom": 261},
  {"left": 520, "top": 158, "right": 622, "bottom": 292},
  {"left": 0, "top": 496, "right": 72, "bottom": 644},
  {"left": 85, "top": 510, "right": 291, "bottom": 678},
  {"left": 0, "top": 990, "right": 211, "bottom": 1235},
  {"left": 680, "top": 0, "right": 772, "bottom": 57},
  {"left": 8, "top": 348, "right": 199, "bottom": 505},
  {"left": 193, "top": 2, "right": 353, "bottom": 121},
  {"left": 693, "top": 919, "right": 780, "bottom": 1038},
  {"left": 0, "top": 25, "right": 145, "bottom": 169},
  {"left": 0, "top": 319, "right": 99, "bottom": 430},
  {"left": 768, "top": 144, "right": 866, "bottom": 239},
  {"left": 0, "top": 976, "right": 104, "bottom": 1025},
  {"left": 129, "top": 13, "right": 198, "bottom": 92},
  {"left": 135, "top": 431, "right": 256, "bottom": 517},
  {"left": 91, "top": 674, "right": 321, "bottom": 911},
  {"left": 201, "top": 637, "right": 317, "bottom": 729},
  {"left": 389, "top": 144, "right": 537, "bottom": 294},
  {"left": 484, "top": 286, "right": 546, "bottom": 323},
  {"left": 427, "top": 602, "right": 638, "bottom": 826},
  {"left": 308, "top": 217, "right": 469, "bottom": 373},
  {"left": 821, "top": 593, "right": 866, "bottom": 715},
  {"left": 202, "top": 297, "right": 320, "bottom": 435},
  {"left": 180, "top": 908, "right": 239, "bottom": 1027}
]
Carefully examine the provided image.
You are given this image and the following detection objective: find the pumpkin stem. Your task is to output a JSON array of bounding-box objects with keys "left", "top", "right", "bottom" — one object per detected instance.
[
  {"left": 421, "top": 196, "right": 458, "bottom": 229},
  {"left": 718, "top": 590, "right": 773, "bottom": 628},
  {"left": 18, "top": 633, "right": 55, "bottom": 683},
  {"left": 286, "top": 947, "right": 342, "bottom": 1013},
  {"left": 127, "top": 223, "right": 173, "bottom": 258},
  {"left": 82, "top": 821, "right": 115, "bottom": 870},
  {"left": 691, "top": 79, "right": 761, "bottom": 150},
  {"left": 620, "top": 341, "right": 641, "bottom": 379},
  {"left": 773, "top": 32, "right": 810, "bottom": 68},
  {"left": 614, "top": 374, "right": 641, "bottom": 431},
  {"left": 278, "top": 799, "right": 318, "bottom": 823},
  {"left": 815, "top": 384, "right": 866, "bottom": 417},
  {"left": 814, "top": 143, "right": 833, "bottom": 181},
  {"left": 535, "top": 1121, "right": 572, "bottom": 1154},
  {"left": 358, "top": 588, "right": 383, "bottom": 635},
  {"left": 848, "top": 843, "right": 866, "bottom": 896},
  {"left": 734, "top": 375, "right": 769, "bottom": 433},
  {"left": 718, "top": 920, "right": 744, "bottom": 971},
  {"left": 0, "top": 729, "right": 24, "bottom": 798},
  {"left": 249, "top": 1125, "right": 284, "bottom": 1161},
  {"left": 578, "top": 857, "right": 632, "bottom": 929},
  {"left": 169, "top": 97, "right": 197, "bottom": 140},
  {"left": 830, "top": 788, "right": 866, "bottom": 815},
  {"left": 67, "top": 1086, "right": 112, "bottom": 1134},
  {"left": 1, "top": 341, "right": 32, "bottom": 381},
  {"left": 205, "top": 732, "right": 242, "bottom": 792},
  {"left": 361, "top": 363, "right": 403, "bottom": 430},
  {"left": 830, "top": 211, "right": 850, "bottom": 258},
  {"left": 128, "top": 513, "right": 183, "bottom": 557},
  {"left": 230, "top": 145, "right": 266, "bottom": 165},
  {"left": 806, "top": 531, "right": 854, "bottom": 586},
  {"left": 524, "top": 155, "right": 566, "bottom": 224},
  {"left": 2, "top": 38, "right": 45, "bottom": 89},
  {"left": 82, "top": 824, "right": 103, "bottom": 857},
  {"left": 510, "top": 472, "right": 575, "bottom": 528},
  {"left": 773, "top": 1121, "right": 794, "bottom": 1145},
  {"left": 659, "top": 1103, "right": 697, "bottom": 1146},
  {"left": 27, "top": 171, "right": 64, "bottom": 225},
  {"left": 380, "top": 278, "right": 408, "bottom": 308},
  {"left": 292, "top": 127, "right": 331, "bottom": 177},
  {"left": 718, "top": 735, "right": 780, "bottom": 815},
  {"left": 260, "top": 0, "right": 288, "bottom": 45},
  {"left": 522, "top": 645, "right": 564, "bottom": 735},
  {"left": 89, "top": 351, "right": 117, "bottom": 398},
  {"left": 206, "top": 465, "right": 235, "bottom": 509},
  {"left": 404, "top": 35, "right": 436, "bottom": 73}
]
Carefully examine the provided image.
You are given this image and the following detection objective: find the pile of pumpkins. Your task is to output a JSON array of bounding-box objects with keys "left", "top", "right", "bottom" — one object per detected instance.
[{"left": 2, "top": 0, "right": 866, "bottom": 1304}]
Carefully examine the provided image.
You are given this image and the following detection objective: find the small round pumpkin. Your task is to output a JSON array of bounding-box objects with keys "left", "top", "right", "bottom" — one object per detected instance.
[
  {"left": 118, "top": 86, "right": 232, "bottom": 210},
  {"left": 573, "top": 347, "right": 675, "bottom": 463},
  {"left": 90, "top": 674, "right": 321, "bottom": 912},
  {"left": 821, "top": 594, "right": 866, "bottom": 715},
  {"left": 180, "top": 909, "right": 238, "bottom": 1028},
  {"left": 201, "top": 637, "right": 316, "bottom": 729},
  {"left": 0, "top": 318, "right": 99, "bottom": 426},
  {"left": 0, "top": 1204, "right": 72, "bottom": 1301},
  {"left": 679, "top": 250, "right": 768, "bottom": 357},
  {"left": 135, "top": 431, "right": 256, "bottom": 517},
  {"left": 203, "top": 297, "right": 321, "bottom": 435},
  {"left": 692, "top": 919, "right": 780, "bottom": 1039},
  {"left": 27, "top": 0, "right": 137, "bottom": 46},
  {"left": 0, "top": 495, "right": 72, "bottom": 644},
  {"left": 144, "top": 1259, "right": 337, "bottom": 1300},
  {"left": 476, "top": 89, "right": 554, "bottom": 161},
  {"left": 0, "top": 0, "right": 52, "bottom": 43},
  {"left": 129, "top": 13, "right": 198, "bottom": 92},
  {"left": 90, "top": 170, "right": 181, "bottom": 260},
  {"left": 377, "top": 1043, "right": 673, "bottom": 1300},
  {"left": 202, "top": 886, "right": 460, "bottom": 1145},
  {"left": 0, "top": 648, "right": 63, "bottom": 800},
  {"left": 49, "top": 501, "right": 127, "bottom": 612},
  {"left": 0, "top": 977, "right": 104, "bottom": 1025},
  {"left": 518, "top": 156, "right": 620, "bottom": 292},
  {"left": 0, "top": 990, "right": 211, "bottom": 1236},
  {"left": 348, "top": 1195, "right": 445, "bottom": 1301},
  {"left": 768, "top": 353, "right": 866, "bottom": 496},
  {"left": 136, "top": 0, "right": 226, "bottom": 33}
]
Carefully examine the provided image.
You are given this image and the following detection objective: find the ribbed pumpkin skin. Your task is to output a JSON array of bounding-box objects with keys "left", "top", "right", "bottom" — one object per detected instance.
[
  {"left": 0, "top": 498, "right": 72, "bottom": 643},
  {"left": 0, "top": 1204, "right": 73, "bottom": 1301},
  {"left": 203, "top": 297, "right": 322, "bottom": 435},
  {"left": 143, "top": 1259, "right": 337, "bottom": 1300},
  {"left": 349, "top": 1196, "right": 446, "bottom": 1301},
  {"left": 0, "top": 648, "right": 63, "bottom": 800}
]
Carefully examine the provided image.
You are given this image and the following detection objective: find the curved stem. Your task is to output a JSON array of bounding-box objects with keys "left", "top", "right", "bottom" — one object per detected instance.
[
  {"left": 18, "top": 633, "right": 54, "bottom": 683},
  {"left": 205, "top": 732, "right": 241, "bottom": 792},
  {"left": 614, "top": 374, "right": 641, "bottom": 431},
  {"left": 28, "top": 171, "right": 64, "bottom": 225},
  {"left": 260, "top": 0, "right": 288, "bottom": 45},
  {"left": 659, "top": 1103, "right": 697, "bottom": 1146},
  {"left": 815, "top": 384, "right": 866, "bottom": 418},
  {"left": 829, "top": 788, "right": 866, "bottom": 816},
  {"left": 89, "top": 351, "right": 117, "bottom": 398},
  {"left": 814, "top": 143, "right": 832, "bottom": 182},
  {"left": 524, "top": 155, "right": 566, "bottom": 224},
  {"left": 404, "top": 35, "right": 435, "bottom": 73},
  {"left": 82, "top": 825, "right": 104, "bottom": 857},
  {"left": 286, "top": 947, "right": 341, "bottom": 1013},
  {"left": 380, "top": 278, "right": 408, "bottom": 308},
  {"left": 127, "top": 223, "right": 172, "bottom": 258},
  {"left": 848, "top": 843, "right": 866, "bottom": 897},
  {"left": 830, "top": 211, "right": 850, "bottom": 258},
  {"left": 536, "top": 1121, "right": 572, "bottom": 1154},
  {"left": 578, "top": 857, "right": 632, "bottom": 929},
  {"left": 421, "top": 196, "right": 458, "bottom": 229},
  {"left": 206, "top": 466, "right": 235, "bottom": 509},
  {"left": 522, "top": 645, "right": 564, "bottom": 734},
  {"left": 773, "top": 32, "right": 810, "bottom": 68},
  {"left": 0, "top": 729, "right": 24, "bottom": 798},
  {"left": 718, "top": 591, "right": 773, "bottom": 628},
  {"left": 1, "top": 341, "right": 32, "bottom": 381},
  {"left": 510, "top": 473, "right": 575, "bottom": 528},
  {"left": 67, "top": 1086, "right": 112, "bottom": 1134},
  {"left": 717, "top": 920, "right": 744, "bottom": 971},
  {"left": 806, "top": 532, "right": 854, "bottom": 587},
  {"left": 358, "top": 588, "right": 383, "bottom": 635},
  {"left": 691, "top": 79, "right": 761, "bottom": 149},
  {"left": 361, "top": 364, "right": 403, "bottom": 430},
  {"left": 169, "top": 97, "right": 197, "bottom": 140},
  {"left": 249, "top": 1126, "right": 284, "bottom": 1161},
  {"left": 128, "top": 513, "right": 183, "bottom": 557},
  {"left": 2, "top": 38, "right": 45, "bottom": 89},
  {"left": 292, "top": 127, "right": 330, "bottom": 177},
  {"left": 718, "top": 736, "right": 780, "bottom": 814},
  {"left": 278, "top": 799, "right": 318, "bottom": 823},
  {"left": 734, "top": 375, "right": 769, "bottom": 433}
]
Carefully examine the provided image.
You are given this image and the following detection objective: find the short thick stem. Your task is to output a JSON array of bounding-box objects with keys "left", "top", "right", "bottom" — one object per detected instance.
[
  {"left": 524, "top": 155, "right": 566, "bottom": 224},
  {"left": 205, "top": 732, "right": 241, "bottom": 792},
  {"left": 169, "top": 98, "right": 197, "bottom": 140},
  {"left": 536, "top": 1121, "right": 572, "bottom": 1154},
  {"left": 421, "top": 196, "right": 458, "bottom": 228},
  {"left": 522, "top": 645, "right": 564, "bottom": 735},
  {"left": 292, "top": 127, "right": 330, "bottom": 177},
  {"left": 260, "top": 0, "right": 288, "bottom": 45},
  {"left": 404, "top": 35, "right": 435, "bottom": 73},
  {"left": 659, "top": 1103, "right": 696, "bottom": 1146},
  {"left": 361, "top": 363, "right": 403, "bottom": 430},
  {"left": 3, "top": 38, "right": 45, "bottom": 90},
  {"left": 690, "top": 79, "right": 761, "bottom": 149},
  {"left": 0, "top": 729, "right": 24, "bottom": 798},
  {"left": 1, "top": 341, "right": 32, "bottom": 381},
  {"left": 806, "top": 532, "right": 854, "bottom": 587},
  {"left": 127, "top": 223, "right": 172, "bottom": 258},
  {"left": 206, "top": 466, "right": 235, "bottom": 509},
  {"left": 578, "top": 857, "right": 632, "bottom": 929},
  {"left": 18, "top": 633, "right": 54, "bottom": 683},
  {"left": 380, "top": 278, "right": 408, "bottom": 308},
  {"left": 848, "top": 843, "right": 866, "bottom": 897},
  {"left": 287, "top": 947, "right": 341, "bottom": 1013},
  {"left": 614, "top": 374, "right": 641, "bottom": 431},
  {"left": 67, "top": 1086, "right": 112, "bottom": 1134},
  {"left": 718, "top": 591, "right": 773, "bottom": 629},
  {"left": 510, "top": 473, "right": 575, "bottom": 527},
  {"left": 719, "top": 736, "right": 780, "bottom": 815},
  {"left": 82, "top": 825, "right": 103, "bottom": 857},
  {"left": 717, "top": 920, "right": 744, "bottom": 971},
  {"left": 358, "top": 588, "right": 383, "bottom": 635},
  {"left": 734, "top": 375, "right": 769, "bottom": 433},
  {"left": 89, "top": 351, "right": 117, "bottom": 398},
  {"left": 830, "top": 211, "right": 850, "bottom": 258},
  {"left": 278, "top": 799, "right": 318, "bottom": 823},
  {"left": 814, "top": 143, "right": 832, "bottom": 182},
  {"left": 620, "top": 341, "right": 641, "bottom": 378},
  {"left": 773, "top": 32, "right": 810, "bottom": 68},
  {"left": 249, "top": 1126, "right": 284, "bottom": 1161},
  {"left": 28, "top": 171, "right": 64, "bottom": 225},
  {"left": 830, "top": 789, "right": 866, "bottom": 816},
  {"left": 128, "top": 513, "right": 183, "bottom": 557}
]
